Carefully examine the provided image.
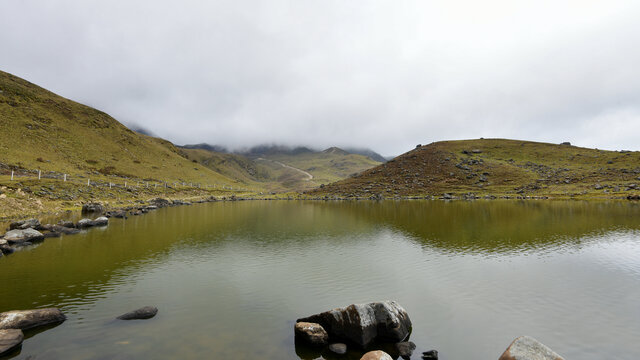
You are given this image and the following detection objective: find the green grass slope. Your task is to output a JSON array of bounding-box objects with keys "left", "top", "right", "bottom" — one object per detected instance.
[
  {"left": 0, "top": 70, "right": 239, "bottom": 186},
  {"left": 258, "top": 148, "right": 382, "bottom": 190},
  {"left": 311, "top": 139, "right": 640, "bottom": 199}
]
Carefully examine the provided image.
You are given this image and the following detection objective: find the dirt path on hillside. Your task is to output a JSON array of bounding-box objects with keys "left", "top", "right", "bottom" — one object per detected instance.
[{"left": 256, "top": 158, "right": 313, "bottom": 181}]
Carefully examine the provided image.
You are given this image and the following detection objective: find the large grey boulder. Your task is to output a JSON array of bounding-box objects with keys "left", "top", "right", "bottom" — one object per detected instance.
[
  {"left": 360, "top": 350, "right": 393, "bottom": 360},
  {"left": 297, "top": 301, "right": 411, "bottom": 348},
  {"left": 9, "top": 218, "right": 40, "bottom": 230},
  {"left": 3, "top": 228, "right": 44, "bottom": 244},
  {"left": 50, "top": 225, "right": 81, "bottom": 235},
  {"left": 81, "top": 202, "right": 104, "bottom": 214},
  {"left": 294, "top": 322, "right": 329, "bottom": 347},
  {"left": 0, "top": 329, "right": 23, "bottom": 356},
  {"left": 0, "top": 308, "right": 66, "bottom": 330},
  {"left": 117, "top": 306, "right": 158, "bottom": 320},
  {"left": 499, "top": 336, "right": 564, "bottom": 360}
]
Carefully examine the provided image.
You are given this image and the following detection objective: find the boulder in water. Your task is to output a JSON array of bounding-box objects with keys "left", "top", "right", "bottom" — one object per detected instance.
[
  {"left": 297, "top": 301, "right": 411, "bottom": 348},
  {"left": 117, "top": 306, "right": 158, "bottom": 320},
  {"left": 3, "top": 228, "right": 44, "bottom": 244},
  {"left": 294, "top": 322, "right": 329, "bottom": 346},
  {"left": 499, "top": 336, "right": 564, "bottom": 360},
  {"left": 0, "top": 308, "right": 66, "bottom": 330},
  {"left": 0, "top": 329, "right": 23, "bottom": 356},
  {"left": 396, "top": 341, "right": 416, "bottom": 359}
]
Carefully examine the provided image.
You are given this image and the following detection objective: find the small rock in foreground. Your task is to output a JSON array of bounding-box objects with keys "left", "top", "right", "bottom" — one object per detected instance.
[
  {"left": 117, "top": 306, "right": 158, "bottom": 320},
  {"left": 396, "top": 341, "right": 416, "bottom": 359},
  {"left": 329, "top": 343, "right": 347, "bottom": 355},
  {"left": 0, "top": 329, "right": 24, "bottom": 356},
  {"left": 499, "top": 336, "right": 564, "bottom": 360},
  {"left": 0, "top": 308, "right": 66, "bottom": 330},
  {"left": 360, "top": 350, "right": 393, "bottom": 360},
  {"left": 294, "top": 322, "right": 328, "bottom": 346}
]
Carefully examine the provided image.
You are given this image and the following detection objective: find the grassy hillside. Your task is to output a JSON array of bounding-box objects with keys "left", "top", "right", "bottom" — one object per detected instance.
[
  {"left": 311, "top": 139, "right": 640, "bottom": 199},
  {"left": 256, "top": 147, "right": 382, "bottom": 190},
  {"left": 0, "top": 70, "right": 256, "bottom": 218},
  {"left": 183, "top": 146, "right": 382, "bottom": 192}
]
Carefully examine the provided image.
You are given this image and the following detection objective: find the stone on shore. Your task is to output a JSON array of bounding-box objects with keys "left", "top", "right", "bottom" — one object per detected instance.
[
  {"left": 9, "top": 218, "right": 40, "bottom": 230},
  {"left": 117, "top": 306, "right": 158, "bottom": 320},
  {"left": 0, "top": 245, "right": 14, "bottom": 255},
  {"left": 297, "top": 301, "right": 412, "bottom": 348},
  {"left": 82, "top": 202, "right": 104, "bottom": 214},
  {"left": 499, "top": 336, "right": 564, "bottom": 360},
  {"left": 76, "top": 218, "right": 95, "bottom": 228},
  {"left": 57, "top": 220, "right": 75, "bottom": 228},
  {"left": 93, "top": 217, "right": 109, "bottom": 226},
  {"left": 0, "top": 308, "right": 66, "bottom": 330},
  {"left": 329, "top": 343, "right": 347, "bottom": 355},
  {"left": 0, "top": 329, "right": 24, "bottom": 356},
  {"left": 51, "top": 225, "right": 81, "bottom": 235},
  {"left": 360, "top": 350, "right": 393, "bottom": 360},
  {"left": 3, "top": 228, "right": 45, "bottom": 244},
  {"left": 294, "top": 322, "right": 329, "bottom": 346},
  {"left": 396, "top": 341, "right": 416, "bottom": 359}
]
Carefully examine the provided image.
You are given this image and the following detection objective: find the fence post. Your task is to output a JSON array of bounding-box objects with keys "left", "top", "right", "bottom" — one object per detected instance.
[
  {"left": 124, "top": 181, "right": 127, "bottom": 188},
  {"left": 88, "top": 179, "right": 90, "bottom": 186},
  {"left": 38, "top": 170, "right": 41, "bottom": 180},
  {"left": 11, "top": 170, "right": 13, "bottom": 180},
  {"left": 109, "top": 183, "right": 112, "bottom": 189},
  {"left": 63, "top": 174, "right": 67, "bottom": 182}
]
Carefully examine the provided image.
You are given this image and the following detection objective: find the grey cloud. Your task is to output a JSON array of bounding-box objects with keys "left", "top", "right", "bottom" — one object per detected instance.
[{"left": 1, "top": 0, "right": 640, "bottom": 156}]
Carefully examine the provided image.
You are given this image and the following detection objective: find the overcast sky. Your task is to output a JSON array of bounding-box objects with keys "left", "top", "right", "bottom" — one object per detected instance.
[{"left": 1, "top": 0, "right": 640, "bottom": 156}]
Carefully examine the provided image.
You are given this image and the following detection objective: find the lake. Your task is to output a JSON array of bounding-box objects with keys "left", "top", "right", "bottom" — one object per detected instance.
[{"left": 1, "top": 200, "right": 640, "bottom": 359}]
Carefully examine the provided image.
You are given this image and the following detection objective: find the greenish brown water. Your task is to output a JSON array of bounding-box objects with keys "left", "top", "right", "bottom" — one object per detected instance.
[{"left": 1, "top": 200, "right": 640, "bottom": 359}]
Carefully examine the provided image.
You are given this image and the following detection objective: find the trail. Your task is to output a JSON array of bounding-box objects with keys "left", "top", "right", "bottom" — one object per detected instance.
[{"left": 256, "top": 158, "right": 313, "bottom": 181}]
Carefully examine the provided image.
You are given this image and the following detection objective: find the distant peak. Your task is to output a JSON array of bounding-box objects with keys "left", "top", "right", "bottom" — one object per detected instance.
[{"left": 322, "top": 147, "right": 349, "bottom": 155}]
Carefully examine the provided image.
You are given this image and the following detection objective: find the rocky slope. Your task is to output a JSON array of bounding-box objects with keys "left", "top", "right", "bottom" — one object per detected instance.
[{"left": 310, "top": 139, "right": 640, "bottom": 199}]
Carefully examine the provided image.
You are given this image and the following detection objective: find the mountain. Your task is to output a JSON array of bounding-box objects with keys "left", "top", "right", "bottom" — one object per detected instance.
[
  {"left": 311, "top": 139, "right": 640, "bottom": 199},
  {"left": 240, "top": 144, "right": 315, "bottom": 157},
  {"left": 343, "top": 147, "right": 387, "bottom": 163},
  {"left": 181, "top": 143, "right": 229, "bottom": 153},
  {"left": 127, "top": 124, "right": 155, "bottom": 137},
  {"left": 322, "top": 147, "right": 349, "bottom": 156}
]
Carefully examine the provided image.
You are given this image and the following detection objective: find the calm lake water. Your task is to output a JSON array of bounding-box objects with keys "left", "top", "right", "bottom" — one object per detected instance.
[{"left": 2, "top": 200, "right": 640, "bottom": 359}]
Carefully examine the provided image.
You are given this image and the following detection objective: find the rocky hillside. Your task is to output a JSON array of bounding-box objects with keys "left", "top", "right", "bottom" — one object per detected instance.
[{"left": 311, "top": 139, "right": 640, "bottom": 199}]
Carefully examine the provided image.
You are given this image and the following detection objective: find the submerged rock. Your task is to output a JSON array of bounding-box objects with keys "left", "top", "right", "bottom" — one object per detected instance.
[
  {"left": 329, "top": 343, "right": 347, "bottom": 355},
  {"left": 0, "top": 329, "right": 23, "bottom": 356},
  {"left": 294, "top": 322, "right": 329, "bottom": 347},
  {"left": 297, "top": 300, "right": 411, "bottom": 348},
  {"left": 396, "top": 341, "right": 416, "bottom": 359},
  {"left": 0, "top": 308, "right": 66, "bottom": 330},
  {"left": 3, "top": 228, "right": 44, "bottom": 244},
  {"left": 499, "top": 336, "right": 564, "bottom": 360},
  {"left": 117, "top": 306, "right": 158, "bottom": 320},
  {"left": 360, "top": 350, "right": 393, "bottom": 360},
  {"left": 9, "top": 218, "right": 40, "bottom": 230}
]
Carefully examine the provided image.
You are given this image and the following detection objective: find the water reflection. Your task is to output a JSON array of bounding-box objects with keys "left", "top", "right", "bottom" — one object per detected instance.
[{"left": 1, "top": 200, "right": 639, "bottom": 359}]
